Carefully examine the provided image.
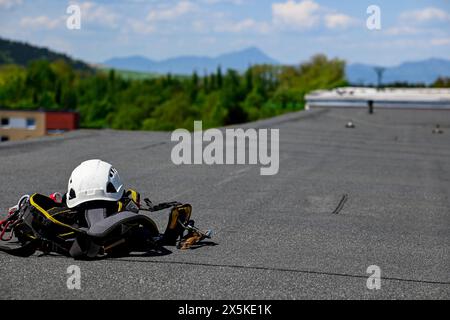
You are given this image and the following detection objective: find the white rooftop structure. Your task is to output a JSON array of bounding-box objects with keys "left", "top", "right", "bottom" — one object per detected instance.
[{"left": 305, "top": 87, "right": 450, "bottom": 110}]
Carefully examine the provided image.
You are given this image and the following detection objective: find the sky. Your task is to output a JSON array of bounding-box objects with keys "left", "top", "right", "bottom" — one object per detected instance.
[{"left": 0, "top": 0, "right": 449, "bottom": 66}]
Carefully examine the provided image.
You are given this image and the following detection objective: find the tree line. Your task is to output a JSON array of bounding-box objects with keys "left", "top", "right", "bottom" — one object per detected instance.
[{"left": 1, "top": 54, "right": 348, "bottom": 130}]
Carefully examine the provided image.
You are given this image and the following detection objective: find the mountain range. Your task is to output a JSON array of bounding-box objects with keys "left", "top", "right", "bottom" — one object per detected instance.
[
  {"left": 103, "top": 47, "right": 278, "bottom": 75},
  {"left": 346, "top": 58, "right": 450, "bottom": 85},
  {"left": 0, "top": 37, "right": 449, "bottom": 84},
  {"left": 104, "top": 49, "right": 450, "bottom": 85}
]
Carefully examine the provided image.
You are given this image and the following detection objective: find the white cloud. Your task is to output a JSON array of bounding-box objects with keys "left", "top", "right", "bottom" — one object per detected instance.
[
  {"left": 324, "top": 13, "right": 357, "bottom": 29},
  {"left": 147, "top": 1, "right": 197, "bottom": 22},
  {"left": 385, "top": 7, "right": 450, "bottom": 38},
  {"left": 0, "top": 0, "right": 22, "bottom": 9},
  {"left": 272, "top": 0, "right": 357, "bottom": 31},
  {"left": 215, "top": 18, "right": 271, "bottom": 34},
  {"left": 20, "top": 16, "right": 61, "bottom": 29},
  {"left": 200, "top": 0, "right": 243, "bottom": 4},
  {"left": 385, "top": 26, "right": 423, "bottom": 36},
  {"left": 201, "top": 36, "right": 217, "bottom": 45},
  {"left": 400, "top": 7, "right": 450, "bottom": 23},
  {"left": 431, "top": 37, "right": 450, "bottom": 46},
  {"left": 272, "top": 0, "right": 321, "bottom": 30},
  {"left": 127, "top": 20, "right": 156, "bottom": 35},
  {"left": 79, "top": 2, "right": 120, "bottom": 28}
]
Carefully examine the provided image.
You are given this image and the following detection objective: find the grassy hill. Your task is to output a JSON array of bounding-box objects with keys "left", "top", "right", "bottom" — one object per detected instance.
[
  {"left": 102, "top": 68, "right": 163, "bottom": 80},
  {"left": 100, "top": 67, "right": 189, "bottom": 80},
  {"left": 0, "top": 37, "right": 93, "bottom": 72}
]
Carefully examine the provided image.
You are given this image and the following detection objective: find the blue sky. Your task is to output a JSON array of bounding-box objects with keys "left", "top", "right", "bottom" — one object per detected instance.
[{"left": 1, "top": 0, "right": 449, "bottom": 66}]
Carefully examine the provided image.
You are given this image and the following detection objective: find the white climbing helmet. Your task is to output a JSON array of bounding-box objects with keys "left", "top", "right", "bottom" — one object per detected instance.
[{"left": 66, "top": 159, "right": 124, "bottom": 208}]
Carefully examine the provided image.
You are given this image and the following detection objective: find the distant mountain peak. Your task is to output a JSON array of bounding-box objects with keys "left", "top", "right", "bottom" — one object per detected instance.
[
  {"left": 103, "top": 47, "right": 278, "bottom": 75},
  {"left": 238, "top": 46, "right": 264, "bottom": 54}
]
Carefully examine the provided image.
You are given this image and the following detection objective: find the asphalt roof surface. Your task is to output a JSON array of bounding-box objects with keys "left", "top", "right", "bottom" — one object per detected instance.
[{"left": 0, "top": 107, "right": 449, "bottom": 299}]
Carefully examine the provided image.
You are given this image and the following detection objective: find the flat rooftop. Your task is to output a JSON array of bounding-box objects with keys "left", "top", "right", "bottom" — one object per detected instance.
[
  {"left": 0, "top": 108, "right": 449, "bottom": 299},
  {"left": 306, "top": 87, "right": 450, "bottom": 109}
]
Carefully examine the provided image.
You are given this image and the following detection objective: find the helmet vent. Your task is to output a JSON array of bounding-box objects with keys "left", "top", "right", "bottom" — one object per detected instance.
[
  {"left": 69, "top": 189, "right": 76, "bottom": 200},
  {"left": 109, "top": 168, "right": 117, "bottom": 178},
  {"left": 106, "top": 182, "right": 117, "bottom": 193}
]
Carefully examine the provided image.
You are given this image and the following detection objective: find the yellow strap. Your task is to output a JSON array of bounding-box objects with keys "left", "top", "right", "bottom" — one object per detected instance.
[
  {"left": 169, "top": 208, "right": 180, "bottom": 230},
  {"left": 127, "top": 189, "right": 140, "bottom": 204},
  {"left": 59, "top": 232, "right": 75, "bottom": 237},
  {"left": 29, "top": 194, "right": 82, "bottom": 233}
]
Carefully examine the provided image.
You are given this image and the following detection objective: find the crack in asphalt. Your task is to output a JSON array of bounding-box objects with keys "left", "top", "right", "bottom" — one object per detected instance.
[
  {"left": 10, "top": 253, "right": 450, "bottom": 287},
  {"left": 113, "top": 258, "right": 450, "bottom": 286}
]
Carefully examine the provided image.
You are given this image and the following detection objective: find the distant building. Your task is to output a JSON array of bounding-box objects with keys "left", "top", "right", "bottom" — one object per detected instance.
[
  {"left": 305, "top": 87, "right": 450, "bottom": 110},
  {"left": 0, "top": 109, "right": 79, "bottom": 142}
]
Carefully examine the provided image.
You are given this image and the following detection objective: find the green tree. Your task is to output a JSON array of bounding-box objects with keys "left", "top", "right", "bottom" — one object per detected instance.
[
  {"left": 54, "top": 80, "right": 62, "bottom": 106},
  {"left": 62, "top": 88, "right": 77, "bottom": 110},
  {"left": 433, "top": 77, "right": 450, "bottom": 88},
  {"left": 217, "top": 66, "right": 223, "bottom": 88},
  {"left": 25, "top": 60, "right": 56, "bottom": 107},
  {"left": 0, "top": 53, "right": 349, "bottom": 131}
]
